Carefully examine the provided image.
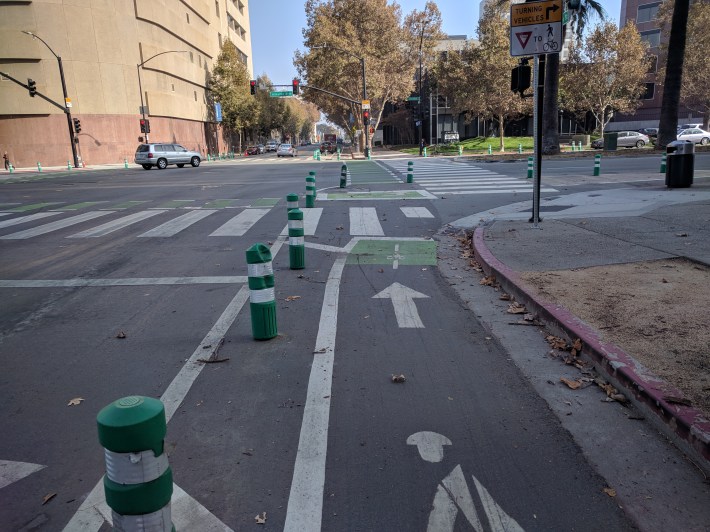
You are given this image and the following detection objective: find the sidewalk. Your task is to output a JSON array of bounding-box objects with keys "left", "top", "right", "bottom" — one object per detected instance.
[{"left": 458, "top": 184, "right": 710, "bottom": 472}]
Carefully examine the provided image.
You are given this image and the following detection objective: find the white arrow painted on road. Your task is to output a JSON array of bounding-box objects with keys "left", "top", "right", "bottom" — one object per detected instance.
[
  {"left": 373, "top": 282, "right": 429, "bottom": 328},
  {"left": 407, "top": 432, "right": 452, "bottom": 463},
  {"left": 0, "top": 460, "right": 46, "bottom": 489}
]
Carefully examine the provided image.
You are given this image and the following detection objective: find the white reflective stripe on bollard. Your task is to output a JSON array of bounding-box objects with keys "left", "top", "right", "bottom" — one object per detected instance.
[
  {"left": 289, "top": 236, "right": 305, "bottom": 246},
  {"left": 104, "top": 450, "right": 169, "bottom": 485},
  {"left": 112, "top": 505, "right": 172, "bottom": 532},
  {"left": 247, "top": 262, "right": 273, "bottom": 277},
  {"left": 288, "top": 220, "right": 304, "bottom": 230},
  {"left": 250, "top": 287, "right": 275, "bottom": 304}
]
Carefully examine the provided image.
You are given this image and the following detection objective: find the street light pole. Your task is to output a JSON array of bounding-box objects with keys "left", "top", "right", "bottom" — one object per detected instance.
[
  {"left": 137, "top": 50, "right": 187, "bottom": 143},
  {"left": 23, "top": 31, "right": 79, "bottom": 169}
]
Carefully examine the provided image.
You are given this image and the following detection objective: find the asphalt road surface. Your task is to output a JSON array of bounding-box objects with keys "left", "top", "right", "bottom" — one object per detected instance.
[{"left": 2, "top": 153, "right": 704, "bottom": 530}]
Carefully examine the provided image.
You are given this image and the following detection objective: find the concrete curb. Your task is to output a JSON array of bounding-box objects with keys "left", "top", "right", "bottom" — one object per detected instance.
[{"left": 472, "top": 225, "right": 710, "bottom": 473}]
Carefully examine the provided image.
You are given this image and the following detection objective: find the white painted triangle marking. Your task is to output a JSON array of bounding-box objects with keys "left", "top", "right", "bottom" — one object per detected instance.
[
  {"left": 0, "top": 460, "right": 46, "bottom": 489},
  {"left": 473, "top": 475, "right": 525, "bottom": 531},
  {"left": 373, "top": 282, "right": 429, "bottom": 328},
  {"left": 428, "top": 465, "right": 484, "bottom": 532}
]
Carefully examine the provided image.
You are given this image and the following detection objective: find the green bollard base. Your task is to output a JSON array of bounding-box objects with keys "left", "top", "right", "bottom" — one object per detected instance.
[
  {"left": 340, "top": 178, "right": 346, "bottom": 188},
  {"left": 250, "top": 301, "right": 277, "bottom": 340},
  {"left": 289, "top": 245, "right": 305, "bottom": 270},
  {"left": 305, "top": 196, "right": 315, "bottom": 208},
  {"left": 407, "top": 174, "right": 413, "bottom": 183}
]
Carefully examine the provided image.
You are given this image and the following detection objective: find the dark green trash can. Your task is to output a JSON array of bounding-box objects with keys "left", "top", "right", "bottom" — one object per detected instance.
[{"left": 603, "top": 132, "right": 618, "bottom": 151}]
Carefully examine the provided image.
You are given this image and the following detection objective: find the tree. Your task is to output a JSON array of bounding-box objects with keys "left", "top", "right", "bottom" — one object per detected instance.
[
  {"left": 254, "top": 74, "right": 288, "bottom": 140},
  {"left": 560, "top": 22, "right": 650, "bottom": 137},
  {"left": 435, "top": 0, "right": 528, "bottom": 151},
  {"left": 295, "top": 0, "right": 440, "bottom": 151},
  {"left": 210, "top": 40, "right": 258, "bottom": 152}
]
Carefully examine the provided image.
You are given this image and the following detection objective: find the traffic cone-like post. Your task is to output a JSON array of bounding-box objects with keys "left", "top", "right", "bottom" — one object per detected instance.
[
  {"left": 593, "top": 154, "right": 601, "bottom": 176},
  {"left": 340, "top": 164, "right": 347, "bottom": 188},
  {"left": 337, "top": 148, "right": 341, "bottom": 161},
  {"left": 407, "top": 161, "right": 414, "bottom": 183},
  {"left": 518, "top": 144, "right": 522, "bottom": 154},
  {"left": 67, "top": 161, "right": 72, "bottom": 171},
  {"left": 423, "top": 147, "right": 427, "bottom": 158},
  {"left": 458, "top": 145, "right": 463, "bottom": 156},
  {"left": 37, "top": 162, "right": 42, "bottom": 172},
  {"left": 97, "top": 396, "right": 174, "bottom": 532},
  {"left": 488, "top": 145, "right": 492, "bottom": 155},
  {"left": 578, "top": 141, "right": 583, "bottom": 151},
  {"left": 287, "top": 193, "right": 299, "bottom": 211},
  {"left": 123, "top": 158, "right": 128, "bottom": 169},
  {"left": 207, "top": 154, "right": 211, "bottom": 162},
  {"left": 317, "top": 151, "right": 321, "bottom": 161},
  {"left": 8, "top": 164, "right": 14, "bottom": 174},
  {"left": 527, "top": 156, "right": 533, "bottom": 179},
  {"left": 305, "top": 171, "right": 316, "bottom": 208},
  {"left": 660, "top": 154, "right": 666, "bottom": 173},
  {"left": 246, "top": 243, "right": 277, "bottom": 340},
  {"left": 288, "top": 208, "right": 305, "bottom": 270}
]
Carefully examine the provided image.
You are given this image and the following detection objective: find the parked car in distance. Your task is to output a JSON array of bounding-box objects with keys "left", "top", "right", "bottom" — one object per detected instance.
[
  {"left": 266, "top": 141, "right": 278, "bottom": 152},
  {"left": 638, "top": 127, "right": 658, "bottom": 138},
  {"left": 320, "top": 141, "right": 335, "bottom": 154},
  {"left": 277, "top": 143, "right": 296, "bottom": 157},
  {"left": 257, "top": 144, "right": 265, "bottom": 154},
  {"left": 134, "top": 143, "right": 201, "bottom": 170},
  {"left": 591, "top": 131, "right": 650, "bottom": 149},
  {"left": 679, "top": 123, "right": 702, "bottom": 131},
  {"left": 677, "top": 128, "right": 710, "bottom": 145},
  {"left": 244, "top": 146, "right": 259, "bottom": 156}
]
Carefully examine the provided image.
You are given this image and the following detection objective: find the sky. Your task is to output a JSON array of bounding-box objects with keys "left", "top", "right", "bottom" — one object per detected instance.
[{"left": 249, "top": 0, "right": 622, "bottom": 85}]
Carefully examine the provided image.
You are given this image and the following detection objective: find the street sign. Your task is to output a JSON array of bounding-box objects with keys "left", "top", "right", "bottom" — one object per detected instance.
[
  {"left": 362, "top": 99, "right": 370, "bottom": 109},
  {"left": 407, "top": 96, "right": 420, "bottom": 102},
  {"left": 270, "top": 91, "right": 293, "bottom": 97},
  {"left": 214, "top": 102, "right": 222, "bottom": 122},
  {"left": 510, "top": 0, "right": 563, "bottom": 57},
  {"left": 64, "top": 97, "right": 72, "bottom": 108}
]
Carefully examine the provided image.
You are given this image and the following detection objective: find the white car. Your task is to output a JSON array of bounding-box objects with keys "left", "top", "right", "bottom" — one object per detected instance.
[
  {"left": 277, "top": 143, "right": 296, "bottom": 157},
  {"left": 677, "top": 128, "right": 710, "bottom": 145},
  {"left": 265, "top": 141, "right": 278, "bottom": 152}
]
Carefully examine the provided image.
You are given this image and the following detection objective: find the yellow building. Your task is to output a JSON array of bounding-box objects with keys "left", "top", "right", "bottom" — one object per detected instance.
[{"left": 0, "top": 0, "right": 253, "bottom": 167}]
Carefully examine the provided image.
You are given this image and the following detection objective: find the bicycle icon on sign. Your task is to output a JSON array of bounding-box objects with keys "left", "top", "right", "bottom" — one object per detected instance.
[{"left": 543, "top": 39, "right": 559, "bottom": 52}]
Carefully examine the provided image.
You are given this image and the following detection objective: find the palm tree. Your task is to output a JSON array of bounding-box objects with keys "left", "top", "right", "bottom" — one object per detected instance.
[
  {"left": 542, "top": 0, "right": 605, "bottom": 154},
  {"left": 657, "top": 0, "right": 689, "bottom": 149}
]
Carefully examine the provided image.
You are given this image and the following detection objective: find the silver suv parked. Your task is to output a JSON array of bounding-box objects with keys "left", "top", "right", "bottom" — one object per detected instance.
[{"left": 134, "top": 143, "right": 202, "bottom": 170}]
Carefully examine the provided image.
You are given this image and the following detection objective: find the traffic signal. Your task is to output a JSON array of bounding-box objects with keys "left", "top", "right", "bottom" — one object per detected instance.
[
  {"left": 140, "top": 118, "right": 150, "bottom": 133},
  {"left": 568, "top": 0, "right": 581, "bottom": 9},
  {"left": 28, "top": 78, "right": 37, "bottom": 97},
  {"left": 363, "top": 110, "right": 370, "bottom": 126},
  {"left": 250, "top": 80, "right": 256, "bottom": 95},
  {"left": 73, "top": 118, "right": 81, "bottom": 133},
  {"left": 292, "top": 79, "right": 300, "bottom": 95},
  {"left": 511, "top": 63, "right": 531, "bottom": 96}
]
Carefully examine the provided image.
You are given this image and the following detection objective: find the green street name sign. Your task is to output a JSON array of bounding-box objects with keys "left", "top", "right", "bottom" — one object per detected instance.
[
  {"left": 407, "top": 96, "right": 420, "bottom": 102},
  {"left": 270, "top": 91, "right": 293, "bottom": 97}
]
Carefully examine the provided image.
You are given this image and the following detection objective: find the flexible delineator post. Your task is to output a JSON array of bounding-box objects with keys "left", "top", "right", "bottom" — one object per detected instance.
[
  {"left": 97, "top": 396, "right": 174, "bottom": 531},
  {"left": 246, "top": 243, "right": 277, "bottom": 340}
]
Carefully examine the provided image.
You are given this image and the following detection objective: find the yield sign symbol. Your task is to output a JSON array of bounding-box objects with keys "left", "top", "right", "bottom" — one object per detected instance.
[{"left": 516, "top": 31, "right": 533, "bottom": 48}]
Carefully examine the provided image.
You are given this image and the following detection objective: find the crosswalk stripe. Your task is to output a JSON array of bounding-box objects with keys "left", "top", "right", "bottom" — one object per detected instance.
[
  {"left": 349, "top": 207, "right": 384, "bottom": 236},
  {"left": 138, "top": 210, "right": 217, "bottom": 237},
  {"left": 432, "top": 188, "right": 558, "bottom": 195},
  {"left": 209, "top": 208, "right": 270, "bottom": 236},
  {"left": 416, "top": 179, "right": 523, "bottom": 185},
  {"left": 68, "top": 210, "right": 167, "bottom": 238},
  {"left": 400, "top": 207, "right": 434, "bottom": 218},
  {"left": 304, "top": 208, "right": 323, "bottom": 235},
  {"left": 0, "top": 211, "right": 114, "bottom": 240},
  {"left": 426, "top": 183, "right": 536, "bottom": 190},
  {"left": 0, "top": 212, "right": 61, "bottom": 229}
]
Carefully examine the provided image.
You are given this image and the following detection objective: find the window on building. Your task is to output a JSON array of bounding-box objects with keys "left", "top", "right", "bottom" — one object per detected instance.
[
  {"left": 238, "top": 0, "right": 244, "bottom": 14},
  {"left": 215, "top": 0, "right": 220, "bottom": 17},
  {"left": 190, "top": 51, "right": 193, "bottom": 62},
  {"left": 637, "top": 2, "right": 661, "bottom": 23},
  {"left": 643, "top": 83, "right": 655, "bottom": 100},
  {"left": 640, "top": 29, "right": 661, "bottom": 48},
  {"left": 171, "top": 84, "right": 175, "bottom": 92},
  {"left": 186, "top": 12, "right": 190, "bottom": 23},
  {"left": 194, "top": 91, "right": 198, "bottom": 101},
  {"left": 218, "top": 33, "right": 222, "bottom": 47},
  {"left": 647, "top": 54, "right": 657, "bottom": 74},
  {"left": 199, "top": 55, "right": 202, "bottom": 67}
]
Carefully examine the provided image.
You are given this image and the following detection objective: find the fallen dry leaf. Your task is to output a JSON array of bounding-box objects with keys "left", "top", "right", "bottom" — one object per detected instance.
[
  {"left": 67, "top": 398, "right": 84, "bottom": 406},
  {"left": 523, "top": 313, "right": 535, "bottom": 321},
  {"left": 546, "top": 335, "right": 568, "bottom": 350},
  {"left": 507, "top": 302, "right": 527, "bottom": 314},
  {"left": 42, "top": 493, "right": 57, "bottom": 505},
  {"left": 480, "top": 275, "right": 496, "bottom": 286},
  {"left": 499, "top": 293, "right": 512, "bottom": 301},
  {"left": 255, "top": 512, "right": 267, "bottom": 524},
  {"left": 603, "top": 487, "right": 617, "bottom": 497},
  {"left": 560, "top": 378, "right": 582, "bottom": 390},
  {"left": 115, "top": 331, "right": 126, "bottom": 339},
  {"left": 336, "top": 226, "right": 344, "bottom": 230},
  {"left": 664, "top": 395, "right": 692, "bottom": 406},
  {"left": 391, "top": 374, "right": 406, "bottom": 383},
  {"left": 675, "top": 233, "right": 688, "bottom": 237},
  {"left": 378, "top": 268, "right": 384, "bottom": 273},
  {"left": 284, "top": 295, "right": 301, "bottom": 302}
]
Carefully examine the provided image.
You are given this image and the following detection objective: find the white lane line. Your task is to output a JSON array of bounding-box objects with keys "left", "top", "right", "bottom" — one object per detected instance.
[
  {"left": 68, "top": 210, "right": 166, "bottom": 238},
  {"left": 209, "top": 208, "right": 270, "bottom": 236},
  {"left": 138, "top": 209, "right": 217, "bottom": 237},
  {"left": 0, "top": 211, "right": 115, "bottom": 240},
  {"left": 0, "top": 277, "right": 247, "bottom": 288},
  {"left": 305, "top": 242, "right": 348, "bottom": 254},
  {"left": 0, "top": 212, "right": 61, "bottom": 229},
  {"left": 349, "top": 207, "right": 384, "bottom": 236},
  {"left": 400, "top": 207, "right": 435, "bottom": 218},
  {"left": 284, "top": 255, "right": 347, "bottom": 532},
  {"left": 430, "top": 188, "right": 558, "bottom": 195}
]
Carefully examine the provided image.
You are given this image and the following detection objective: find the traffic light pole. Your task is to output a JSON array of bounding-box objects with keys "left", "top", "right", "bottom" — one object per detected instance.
[
  {"left": 361, "top": 57, "right": 370, "bottom": 159},
  {"left": 57, "top": 56, "right": 80, "bottom": 169},
  {"left": 137, "top": 63, "right": 149, "bottom": 142}
]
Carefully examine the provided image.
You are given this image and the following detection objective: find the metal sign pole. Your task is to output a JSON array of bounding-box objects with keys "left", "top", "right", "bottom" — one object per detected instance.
[{"left": 531, "top": 54, "right": 545, "bottom": 227}]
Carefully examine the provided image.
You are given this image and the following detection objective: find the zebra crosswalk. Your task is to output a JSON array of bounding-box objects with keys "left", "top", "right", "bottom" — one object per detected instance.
[
  {"left": 0, "top": 205, "right": 437, "bottom": 242},
  {"left": 382, "top": 159, "right": 558, "bottom": 195}
]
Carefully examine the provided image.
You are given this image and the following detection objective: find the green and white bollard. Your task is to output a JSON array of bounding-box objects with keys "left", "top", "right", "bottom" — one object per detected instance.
[
  {"left": 488, "top": 145, "right": 492, "bottom": 155},
  {"left": 8, "top": 164, "right": 14, "bottom": 174},
  {"left": 37, "top": 162, "right": 42, "bottom": 172},
  {"left": 518, "top": 144, "right": 522, "bottom": 154},
  {"left": 312, "top": 150, "right": 316, "bottom": 160},
  {"left": 207, "top": 154, "right": 211, "bottom": 162},
  {"left": 288, "top": 208, "right": 305, "bottom": 270},
  {"left": 593, "top": 154, "right": 601, "bottom": 176},
  {"left": 340, "top": 164, "right": 347, "bottom": 188},
  {"left": 305, "top": 171, "right": 316, "bottom": 208},
  {"left": 458, "top": 146, "right": 463, "bottom": 156},
  {"left": 123, "top": 158, "right": 128, "bottom": 169},
  {"left": 67, "top": 161, "right": 72, "bottom": 171},
  {"left": 337, "top": 149, "right": 341, "bottom": 161},
  {"left": 407, "top": 160, "right": 414, "bottom": 183},
  {"left": 287, "top": 192, "right": 299, "bottom": 211},
  {"left": 97, "top": 396, "right": 174, "bottom": 532},
  {"left": 660, "top": 154, "right": 666, "bottom": 173},
  {"left": 246, "top": 243, "right": 277, "bottom": 340},
  {"left": 316, "top": 151, "right": 321, "bottom": 161},
  {"left": 527, "top": 156, "right": 533, "bottom": 179},
  {"left": 423, "top": 147, "right": 427, "bottom": 158},
  {"left": 578, "top": 141, "right": 583, "bottom": 151}
]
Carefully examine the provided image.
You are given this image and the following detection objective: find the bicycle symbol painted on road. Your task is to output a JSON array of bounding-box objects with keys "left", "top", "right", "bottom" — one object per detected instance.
[{"left": 407, "top": 431, "right": 525, "bottom": 531}]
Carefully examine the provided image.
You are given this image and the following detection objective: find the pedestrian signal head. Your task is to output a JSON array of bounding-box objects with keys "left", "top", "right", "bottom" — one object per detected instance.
[{"left": 250, "top": 80, "right": 256, "bottom": 95}]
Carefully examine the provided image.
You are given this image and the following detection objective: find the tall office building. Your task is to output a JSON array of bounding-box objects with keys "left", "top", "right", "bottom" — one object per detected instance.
[{"left": 0, "top": 0, "right": 253, "bottom": 167}]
